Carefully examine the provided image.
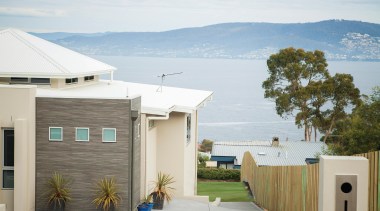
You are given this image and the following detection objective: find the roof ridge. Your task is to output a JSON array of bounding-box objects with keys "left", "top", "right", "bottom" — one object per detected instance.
[{"left": 8, "top": 29, "right": 71, "bottom": 74}]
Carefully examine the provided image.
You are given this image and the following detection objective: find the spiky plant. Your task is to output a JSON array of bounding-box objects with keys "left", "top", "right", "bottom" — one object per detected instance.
[
  {"left": 92, "top": 177, "right": 121, "bottom": 211},
  {"left": 152, "top": 172, "right": 175, "bottom": 202},
  {"left": 45, "top": 172, "right": 71, "bottom": 209}
]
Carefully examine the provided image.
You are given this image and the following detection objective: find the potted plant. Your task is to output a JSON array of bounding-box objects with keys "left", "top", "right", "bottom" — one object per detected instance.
[
  {"left": 45, "top": 171, "right": 72, "bottom": 211},
  {"left": 92, "top": 177, "right": 121, "bottom": 211},
  {"left": 137, "top": 195, "right": 153, "bottom": 211},
  {"left": 137, "top": 203, "right": 149, "bottom": 211},
  {"left": 151, "top": 172, "right": 175, "bottom": 210}
]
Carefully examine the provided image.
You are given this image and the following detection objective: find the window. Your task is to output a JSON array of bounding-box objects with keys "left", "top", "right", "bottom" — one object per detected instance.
[
  {"left": 186, "top": 114, "right": 191, "bottom": 143},
  {"left": 148, "top": 120, "right": 155, "bottom": 129},
  {"left": 84, "top": 75, "right": 95, "bottom": 81},
  {"left": 76, "top": 128, "right": 89, "bottom": 142},
  {"left": 30, "top": 78, "right": 50, "bottom": 84},
  {"left": 10, "top": 77, "right": 50, "bottom": 84},
  {"left": 3, "top": 129, "right": 14, "bottom": 189},
  {"left": 65, "top": 78, "right": 78, "bottom": 84},
  {"left": 10, "top": 77, "right": 29, "bottom": 83},
  {"left": 103, "top": 128, "right": 116, "bottom": 142},
  {"left": 137, "top": 123, "right": 141, "bottom": 138},
  {"left": 49, "top": 127, "right": 63, "bottom": 141}
]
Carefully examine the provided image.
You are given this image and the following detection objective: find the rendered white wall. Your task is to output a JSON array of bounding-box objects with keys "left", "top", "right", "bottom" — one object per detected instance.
[
  {"left": 145, "top": 117, "right": 158, "bottom": 195},
  {"left": 156, "top": 112, "right": 186, "bottom": 196},
  {"left": 0, "top": 85, "right": 36, "bottom": 211},
  {"left": 183, "top": 111, "right": 197, "bottom": 196},
  {"left": 142, "top": 111, "right": 199, "bottom": 198}
]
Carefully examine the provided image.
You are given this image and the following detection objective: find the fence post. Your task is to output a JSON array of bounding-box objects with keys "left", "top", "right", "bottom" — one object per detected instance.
[{"left": 302, "top": 166, "right": 307, "bottom": 211}]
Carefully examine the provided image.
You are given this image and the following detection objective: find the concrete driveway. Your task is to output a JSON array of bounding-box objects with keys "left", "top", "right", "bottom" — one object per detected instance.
[{"left": 163, "top": 199, "right": 263, "bottom": 211}]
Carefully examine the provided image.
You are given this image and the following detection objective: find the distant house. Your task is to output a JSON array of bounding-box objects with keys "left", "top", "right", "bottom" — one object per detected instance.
[
  {"left": 212, "top": 140, "right": 326, "bottom": 167},
  {"left": 0, "top": 29, "right": 213, "bottom": 211},
  {"left": 210, "top": 155, "right": 239, "bottom": 169}
]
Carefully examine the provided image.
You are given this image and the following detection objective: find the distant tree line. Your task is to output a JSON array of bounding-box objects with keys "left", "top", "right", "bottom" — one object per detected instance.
[{"left": 263, "top": 47, "right": 379, "bottom": 155}]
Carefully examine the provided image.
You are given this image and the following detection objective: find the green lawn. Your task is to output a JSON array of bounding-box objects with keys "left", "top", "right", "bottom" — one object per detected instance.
[{"left": 197, "top": 182, "right": 251, "bottom": 202}]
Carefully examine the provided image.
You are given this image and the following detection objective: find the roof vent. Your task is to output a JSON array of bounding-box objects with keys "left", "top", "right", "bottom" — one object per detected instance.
[{"left": 258, "top": 152, "right": 266, "bottom": 156}]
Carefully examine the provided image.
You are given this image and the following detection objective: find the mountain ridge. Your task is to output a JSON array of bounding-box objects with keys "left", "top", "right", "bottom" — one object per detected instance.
[{"left": 33, "top": 20, "right": 380, "bottom": 61}]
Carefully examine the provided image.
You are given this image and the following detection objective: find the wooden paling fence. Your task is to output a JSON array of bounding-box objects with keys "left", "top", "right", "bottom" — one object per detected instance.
[
  {"left": 354, "top": 151, "right": 379, "bottom": 211},
  {"left": 241, "top": 150, "right": 379, "bottom": 211}
]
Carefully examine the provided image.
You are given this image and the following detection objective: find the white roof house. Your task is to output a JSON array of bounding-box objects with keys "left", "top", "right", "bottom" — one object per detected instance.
[
  {"left": 0, "top": 28, "right": 115, "bottom": 78},
  {"left": 37, "top": 80, "right": 213, "bottom": 115},
  {"left": 0, "top": 28, "right": 213, "bottom": 114},
  {"left": 212, "top": 141, "right": 326, "bottom": 166},
  {"left": 0, "top": 28, "right": 213, "bottom": 210}
]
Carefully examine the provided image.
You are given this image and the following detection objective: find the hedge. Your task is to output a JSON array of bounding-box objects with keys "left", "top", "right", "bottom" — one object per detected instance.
[{"left": 197, "top": 168, "right": 240, "bottom": 181}]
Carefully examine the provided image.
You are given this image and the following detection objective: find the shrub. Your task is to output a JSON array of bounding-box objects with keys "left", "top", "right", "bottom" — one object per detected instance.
[
  {"left": 45, "top": 171, "right": 71, "bottom": 209},
  {"left": 92, "top": 177, "right": 121, "bottom": 211},
  {"left": 197, "top": 168, "right": 240, "bottom": 181}
]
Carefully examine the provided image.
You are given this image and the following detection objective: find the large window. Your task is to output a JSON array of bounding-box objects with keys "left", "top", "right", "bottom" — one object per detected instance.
[
  {"left": 103, "top": 128, "right": 116, "bottom": 142},
  {"left": 76, "top": 128, "right": 89, "bottom": 142},
  {"left": 3, "top": 129, "right": 14, "bottom": 189},
  {"left": 49, "top": 127, "right": 63, "bottom": 141}
]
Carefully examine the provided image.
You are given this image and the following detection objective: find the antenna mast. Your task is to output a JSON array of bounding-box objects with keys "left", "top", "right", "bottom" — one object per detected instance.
[{"left": 157, "top": 72, "right": 183, "bottom": 92}]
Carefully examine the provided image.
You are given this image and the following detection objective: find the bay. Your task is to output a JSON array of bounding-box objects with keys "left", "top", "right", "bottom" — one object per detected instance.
[{"left": 95, "top": 56, "right": 380, "bottom": 142}]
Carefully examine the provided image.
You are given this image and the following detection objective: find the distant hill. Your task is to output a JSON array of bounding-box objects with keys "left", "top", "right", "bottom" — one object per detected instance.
[{"left": 34, "top": 20, "right": 380, "bottom": 61}]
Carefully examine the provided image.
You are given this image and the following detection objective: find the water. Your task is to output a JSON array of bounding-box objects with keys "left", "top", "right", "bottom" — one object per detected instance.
[{"left": 94, "top": 56, "right": 380, "bottom": 142}]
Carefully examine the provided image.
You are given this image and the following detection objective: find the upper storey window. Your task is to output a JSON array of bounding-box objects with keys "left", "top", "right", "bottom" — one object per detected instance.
[
  {"left": 10, "top": 77, "right": 50, "bottom": 84},
  {"left": 65, "top": 78, "right": 78, "bottom": 84},
  {"left": 84, "top": 75, "right": 95, "bottom": 81}
]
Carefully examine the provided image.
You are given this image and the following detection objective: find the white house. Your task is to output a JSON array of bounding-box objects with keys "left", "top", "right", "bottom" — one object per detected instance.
[{"left": 0, "top": 28, "right": 212, "bottom": 211}]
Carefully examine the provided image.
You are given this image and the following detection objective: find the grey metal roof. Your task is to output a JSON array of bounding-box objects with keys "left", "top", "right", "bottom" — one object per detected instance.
[{"left": 211, "top": 140, "right": 326, "bottom": 166}]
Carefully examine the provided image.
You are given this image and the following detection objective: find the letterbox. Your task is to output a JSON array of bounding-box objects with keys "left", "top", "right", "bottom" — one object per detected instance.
[
  {"left": 336, "top": 175, "right": 357, "bottom": 211},
  {"left": 318, "top": 156, "right": 368, "bottom": 211}
]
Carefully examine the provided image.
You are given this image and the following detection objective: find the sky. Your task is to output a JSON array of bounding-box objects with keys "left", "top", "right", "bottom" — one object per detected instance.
[{"left": 0, "top": 0, "right": 380, "bottom": 33}]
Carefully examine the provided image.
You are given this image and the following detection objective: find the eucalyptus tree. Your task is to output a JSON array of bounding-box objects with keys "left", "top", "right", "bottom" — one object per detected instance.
[
  {"left": 327, "top": 86, "right": 379, "bottom": 155},
  {"left": 262, "top": 47, "right": 329, "bottom": 141},
  {"left": 318, "top": 73, "right": 361, "bottom": 142}
]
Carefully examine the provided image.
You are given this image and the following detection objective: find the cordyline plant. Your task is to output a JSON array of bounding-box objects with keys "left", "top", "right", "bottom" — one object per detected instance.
[
  {"left": 92, "top": 177, "right": 121, "bottom": 211},
  {"left": 45, "top": 172, "right": 72, "bottom": 209},
  {"left": 152, "top": 172, "right": 175, "bottom": 202}
]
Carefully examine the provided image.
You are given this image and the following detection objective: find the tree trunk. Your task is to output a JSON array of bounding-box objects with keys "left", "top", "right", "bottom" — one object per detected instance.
[
  {"left": 304, "top": 125, "right": 308, "bottom": 141},
  {"left": 323, "top": 117, "right": 335, "bottom": 143},
  {"left": 308, "top": 127, "right": 312, "bottom": 142},
  {"left": 314, "top": 126, "right": 317, "bottom": 142}
]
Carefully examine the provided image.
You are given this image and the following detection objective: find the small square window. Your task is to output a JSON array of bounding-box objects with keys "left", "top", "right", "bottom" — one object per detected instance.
[
  {"left": 148, "top": 120, "right": 155, "bottom": 129},
  {"left": 103, "top": 128, "right": 116, "bottom": 142},
  {"left": 49, "top": 127, "right": 62, "bottom": 141},
  {"left": 76, "top": 128, "right": 89, "bottom": 142}
]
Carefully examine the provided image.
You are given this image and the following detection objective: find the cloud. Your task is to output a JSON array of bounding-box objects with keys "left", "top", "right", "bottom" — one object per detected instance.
[{"left": 0, "top": 7, "right": 66, "bottom": 17}]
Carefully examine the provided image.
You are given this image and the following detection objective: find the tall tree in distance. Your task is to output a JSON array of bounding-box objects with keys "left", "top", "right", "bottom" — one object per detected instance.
[
  {"left": 318, "top": 73, "right": 361, "bottom": 142},
  {"left": 199, "top": 139, "right": 213, "bottom": 152},
  {"left": 262, "top": 47, "right": 329, "bottom": 141},
  {"left": 326, "top": 86, "right": 380, "bottom": 155}
]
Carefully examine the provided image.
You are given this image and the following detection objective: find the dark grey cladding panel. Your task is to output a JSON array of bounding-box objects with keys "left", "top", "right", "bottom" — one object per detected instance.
[
  {"left": 130, "top": 97, "right": 141, "bottom": 210},
  {"left": 35, "top": 97, "right": 136, "bottom": 211}
]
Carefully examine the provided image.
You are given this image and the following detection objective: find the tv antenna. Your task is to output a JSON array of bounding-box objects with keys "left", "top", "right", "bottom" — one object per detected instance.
[{"left": 156, "top": 72, "right": 183, "bottom": 92}]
